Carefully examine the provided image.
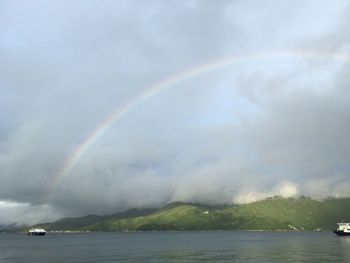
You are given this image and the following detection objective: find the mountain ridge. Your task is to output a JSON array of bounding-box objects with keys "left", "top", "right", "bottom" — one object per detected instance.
[{"left": 31, "top": 197, "right": 350, "bottom": 231}]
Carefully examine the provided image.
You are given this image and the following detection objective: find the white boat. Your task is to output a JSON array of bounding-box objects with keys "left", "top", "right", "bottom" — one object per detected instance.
[
  {"left": 333, "top": 223, "right": 350, "bottom": 236},
  {"left": 28, "top": 228, "right": 46, "bottom": 236}
]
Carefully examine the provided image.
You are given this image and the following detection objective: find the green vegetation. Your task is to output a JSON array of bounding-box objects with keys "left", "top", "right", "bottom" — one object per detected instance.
[
  {"left": 34, "top": 197, "right": 350, "bottom": 231},
  {"left": 35, "top": 208, "right": 156, "bottom": 231}
]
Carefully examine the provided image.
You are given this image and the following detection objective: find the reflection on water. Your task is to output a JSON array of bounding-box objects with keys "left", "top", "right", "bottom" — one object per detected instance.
[{"left": 1, "top": 231, "right": 350, "bottom": 263}]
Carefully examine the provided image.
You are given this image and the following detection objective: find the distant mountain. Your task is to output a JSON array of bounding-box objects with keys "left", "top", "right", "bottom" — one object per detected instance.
[{"left": 32, "top": 197, "right": 350, "bottom": 231}]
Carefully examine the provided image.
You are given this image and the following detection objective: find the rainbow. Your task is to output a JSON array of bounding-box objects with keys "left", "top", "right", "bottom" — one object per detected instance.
[{"left": 52, "top": 48, "right": 350, "bottom": 187}]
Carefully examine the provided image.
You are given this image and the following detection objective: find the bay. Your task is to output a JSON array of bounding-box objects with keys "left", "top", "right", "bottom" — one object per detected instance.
[{"left": 0, "top": 231, "right": 349, "bottom": 262}]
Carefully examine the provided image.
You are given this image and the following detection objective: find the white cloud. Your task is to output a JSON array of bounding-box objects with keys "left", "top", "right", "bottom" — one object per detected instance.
[{"left": 233, "top": 180, "right": 298, "bottom": 204}]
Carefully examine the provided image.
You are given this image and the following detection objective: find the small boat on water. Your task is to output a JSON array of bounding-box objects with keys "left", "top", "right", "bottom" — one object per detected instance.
[
  {"left": 28, "top": 228, "right": 46, "bottom": 236},
  {"left": 333, "top": 223, "right": 350, "bottom": 236}
]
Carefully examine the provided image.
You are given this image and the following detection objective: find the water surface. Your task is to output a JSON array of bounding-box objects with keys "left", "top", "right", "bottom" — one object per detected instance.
[{"left": 0, "top": 231, "right": 349, "bottom": 262}]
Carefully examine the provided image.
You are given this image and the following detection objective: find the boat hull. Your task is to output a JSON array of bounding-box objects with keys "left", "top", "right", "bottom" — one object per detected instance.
[
  {"left": 28, "top": 232, "right": 46, "bottom": 236},
  {"left": 334, "top": 230, "right": 350, "bottom": 236}
]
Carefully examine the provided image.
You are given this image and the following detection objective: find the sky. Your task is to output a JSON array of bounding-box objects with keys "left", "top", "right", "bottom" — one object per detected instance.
[{"left": 1, "top": 0, "right": 350, "bottom": 225}]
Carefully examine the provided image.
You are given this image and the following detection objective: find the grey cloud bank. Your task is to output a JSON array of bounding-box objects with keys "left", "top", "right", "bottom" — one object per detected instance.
[{"left": 1, "top": 0, "right": 350, "bottom": 224}]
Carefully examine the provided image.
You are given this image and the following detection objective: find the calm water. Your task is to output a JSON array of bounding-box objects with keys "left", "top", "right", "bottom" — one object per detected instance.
[{"left": 0, "top": 231, "right": 349, "bottom": 262}]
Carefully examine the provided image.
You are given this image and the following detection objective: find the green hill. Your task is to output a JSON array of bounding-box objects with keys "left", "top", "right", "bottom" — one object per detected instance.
[
  {"left": 33, "top": 197, "right": 350, "bottom": 231},
  {"left": 36, "top": 208, "right": 156, "bottom": 231}
]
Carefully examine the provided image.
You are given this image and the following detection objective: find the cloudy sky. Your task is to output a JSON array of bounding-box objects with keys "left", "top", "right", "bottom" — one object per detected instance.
[{"left": 1, "top": 0, "right": 350, "bottom": 225}]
